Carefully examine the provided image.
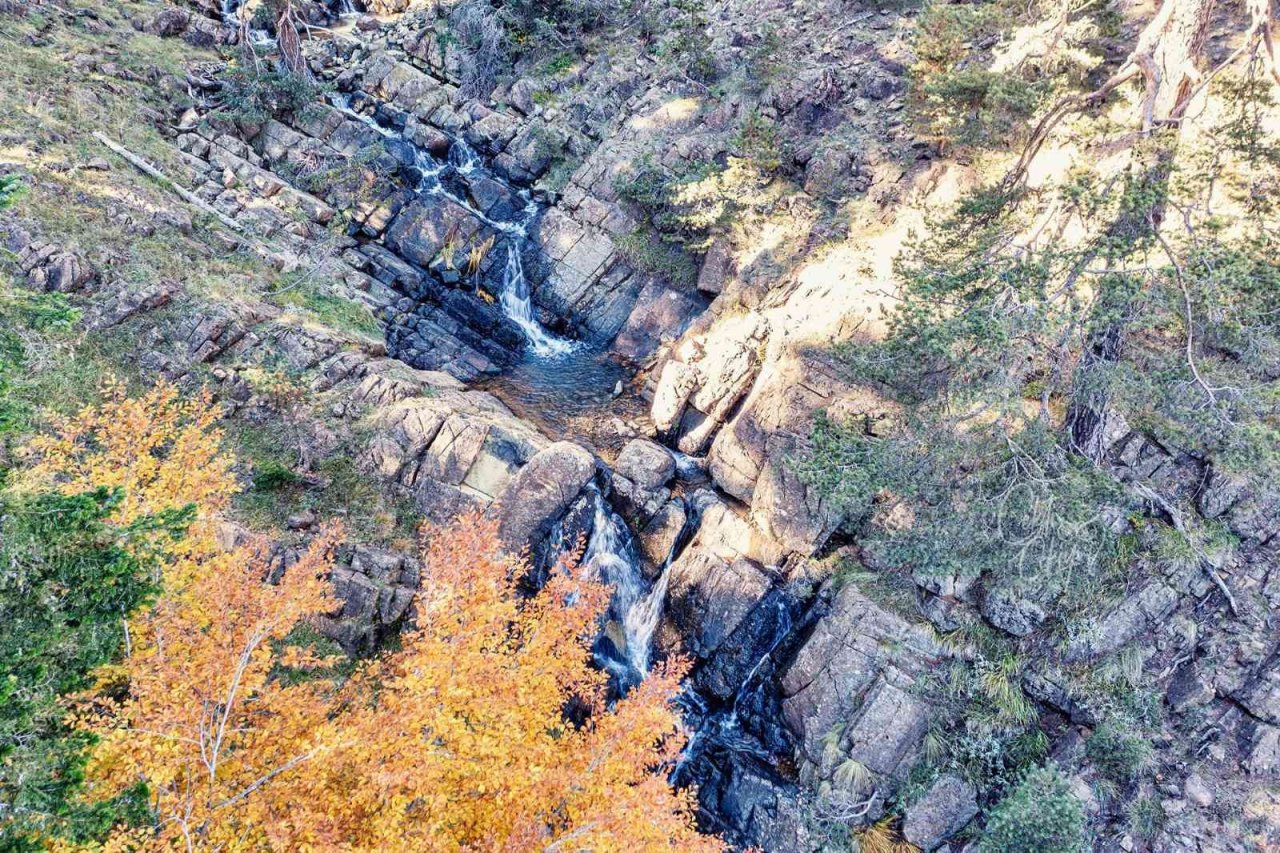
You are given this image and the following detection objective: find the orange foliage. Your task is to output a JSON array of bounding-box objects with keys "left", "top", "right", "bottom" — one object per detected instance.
[
  {"left": 78, "top": 532, "right": 341, "bottom": 850},
  {"left": 284, "top": 515, "right": 722, "bottom": 852},
  {"left": 25, "top": 380, "right": 238, "bottom": 573},
  {"left": 50, "top": 386, "right": 721, "bottom": 850}
]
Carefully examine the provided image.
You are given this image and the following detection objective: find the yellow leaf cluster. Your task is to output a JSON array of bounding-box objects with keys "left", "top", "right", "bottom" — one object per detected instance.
[{"left": 44, "top": 385, "right": 723, "bottom": 851}]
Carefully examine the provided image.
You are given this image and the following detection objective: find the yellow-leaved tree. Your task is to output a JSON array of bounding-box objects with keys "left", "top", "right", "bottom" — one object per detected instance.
[
  {"left": 40, "top": 385, "right": 721, "bottom": 850},
  {"left": 282, "top": 515, "right": 721, "bottom": 851}
]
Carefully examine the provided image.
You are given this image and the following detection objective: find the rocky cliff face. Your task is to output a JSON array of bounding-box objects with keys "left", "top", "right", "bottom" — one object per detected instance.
[{"left": 6, "top": 0, "right": 1279, "bottom": 849}]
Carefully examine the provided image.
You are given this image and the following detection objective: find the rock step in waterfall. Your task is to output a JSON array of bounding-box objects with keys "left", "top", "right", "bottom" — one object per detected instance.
[{"left": 332, "top": 94, "right": 575, "bottom": 358}]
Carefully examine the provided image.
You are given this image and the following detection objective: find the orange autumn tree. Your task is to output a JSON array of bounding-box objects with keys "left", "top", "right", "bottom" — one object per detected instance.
[
  {"left": 28, "top": 383, "right": 343, "bottom": 849},
  {"left": 46, "top": 385, "right": 722, "bottom": 850},
  {"left": 282, "top": 515, "right": 722, "bottom": 851},
  {"left": 77, "top": 533, "right": 341, "bottom": 851}
]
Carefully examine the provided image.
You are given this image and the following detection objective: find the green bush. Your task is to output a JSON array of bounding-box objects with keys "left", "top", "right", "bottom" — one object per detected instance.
[
  {"left": 252, "top": 459, "right": 302, "bottom": 492},
  {"left": 661, "top": 0, "right": 715, "bottom": 82},
  {"left": 736, "top": 110, "right": 787, "bottom": 175},
  {"left": 1085, "top": 720, "right": 1151, "bottom": 786},
  {"left": 0, "top": 174, "right": 25, "bottom": 210},
  {"left": 979, "top": 763, "right": 1085, "bottom": 853},
  {"left": 617, "top": 228, "right": 698, "bottom": 287},
  {"left": 614, "top": 154, "right": 728, "bottom": 253},
  {"left": 796, "top": 414, "right": 1125, "bottom": 604},
  {"left": 213, "top": 67, "right": 326, "bottom": 126}
]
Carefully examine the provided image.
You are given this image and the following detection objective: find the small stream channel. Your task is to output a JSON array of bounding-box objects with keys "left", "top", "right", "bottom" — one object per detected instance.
[
  {"left": 332, "top": 86, "right": 680, "bottom": 689},
  {"left": 218, "top": 14, "right": 802, "bottom": 836}
]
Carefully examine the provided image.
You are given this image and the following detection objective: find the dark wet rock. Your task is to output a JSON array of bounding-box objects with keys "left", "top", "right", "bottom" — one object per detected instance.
[
  {"left": 703, "top": 763, "right": 812, "bottom": 851},
  {"left": 464, "top": 174, "right": 523, "bottom": 221},
  {"left": 903, "top": 774, "right": 978, "bottom": 851}
]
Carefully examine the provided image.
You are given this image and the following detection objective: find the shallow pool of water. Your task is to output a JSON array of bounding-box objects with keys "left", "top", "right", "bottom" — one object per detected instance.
[{"left": 477, "top": 348, "right": 649, "bottom": 451}]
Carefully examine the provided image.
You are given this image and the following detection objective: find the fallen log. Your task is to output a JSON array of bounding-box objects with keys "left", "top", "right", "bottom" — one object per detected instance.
[{"left": 91, "top": 131, "right": 245, "bottom": 233}]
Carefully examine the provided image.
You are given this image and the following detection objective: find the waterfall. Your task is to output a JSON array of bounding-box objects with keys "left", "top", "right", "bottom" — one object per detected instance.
[
  {"left": 624, "top": 563, "right": 670, "bottom": 674},
  {"left": 669, "top": 449, "right": 706, "bottom": 479},
  {"left": 337, "top": 0, "right": 358, "bottom": 16},
  {"left": 447, "top": 140, "right": 483, "bottom": 178},
  {"left": 582, "top": 490, "right": 668, "bottom": 678},
  {"left": 671, "top": 596, "right": 794, "bottom": 784},
  {"left": 500, "top": 245, "right": 575, "bottom": 357},
  {"left": 331, "top": 95, "right": 575, "bottom": 356}
]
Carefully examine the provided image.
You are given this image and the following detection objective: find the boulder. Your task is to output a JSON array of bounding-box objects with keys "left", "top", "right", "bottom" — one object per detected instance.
[
  {"left": 146, "top": 7, "right": 190, "bottom": 36},
  {"left": 614, "top": 438, "right": 675, "bottom": 491},
  {"left": 666, "top": 549, "right": 773, "bottom": 661},
  {"left": 803, "top": 146, "right": 854, "bottom": 198},
  {"left": 637, "top": 500, "right": 687, "bottom": 570},
  {"left": 385, "top": 196, "right": 491, "bottom": 268},
  {"left": 696, "top": 238, "right": 736, "bottom": 294},
  {"left": 18, "top": 241, "right": 96, "bottom": 292},
  {"left": 1245, "top": 722, "right": 1280, "bottom": 775},
  {"left": 903, "top": 774, "right": 978, "bottom": 850},
  {"left": 612, "top": 279, "right": 702, "bottom": 362},
  {"left": 496, "top": 441, "right": 596, "bottom": 557},
  {"left": 780, "top": 583, "right": 941, "bottom": 769},
  {"left": 981, "top": 586, "right": 1047, "bottom": 637}
]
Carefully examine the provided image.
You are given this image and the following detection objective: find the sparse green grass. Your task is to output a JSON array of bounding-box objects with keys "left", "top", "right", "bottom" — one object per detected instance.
[
  {"left": 271, "top": 283, "right": 383, "bottom": 339},
  {"left": 0, "top": 272, "right": 152, "bottom": 449}
]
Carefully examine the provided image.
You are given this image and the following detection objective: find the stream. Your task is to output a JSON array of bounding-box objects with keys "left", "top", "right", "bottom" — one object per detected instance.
[
  {"left": 216, "top": 15, "right": 799, "bottom": 835},
  {"left": 332, "top": 88, "right": 678, "bottom": 690}
]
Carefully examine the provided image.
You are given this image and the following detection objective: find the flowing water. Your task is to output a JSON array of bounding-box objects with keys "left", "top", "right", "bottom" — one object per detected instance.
[
  {"left": 331, "top": 95, "right": 574, "bottom": 359},
  {"left": 672, "top": 596, "right": 795, "bottom": 784},
  {"left": 331, "top": 93, "right": 671, "bottom": 684},
  {"left": 582, "top": 490, "right": 667, "bottom": 680},
  {"left": 499, "top": 245, "right": 575, "bottom": 357}
]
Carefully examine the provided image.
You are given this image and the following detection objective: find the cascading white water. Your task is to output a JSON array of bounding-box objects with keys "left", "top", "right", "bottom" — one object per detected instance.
[
  {"left": 330, "top": 96, "right": 574, "bottom": 354},
  {"left": 448, "top": 140, "right": 483, "bottom": 177},
  {"left": 624, "top": 562, "right": 670, "bottom": 674},
  {"left": 500, "top": 245, "right": 575, "bottom": 357},
  {"left": 582, "top": 490, "right": 667, "bottom": 677}
]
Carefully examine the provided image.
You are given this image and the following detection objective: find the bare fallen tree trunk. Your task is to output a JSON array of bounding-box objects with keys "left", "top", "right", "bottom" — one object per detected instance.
[{"left": 92, "top": 132, "right": 245, "bottom": 233}]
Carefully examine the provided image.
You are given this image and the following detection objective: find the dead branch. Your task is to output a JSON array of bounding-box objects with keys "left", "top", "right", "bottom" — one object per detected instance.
[{"left": 1132, "top": 482, "right": 1239, "bottom": 616}]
